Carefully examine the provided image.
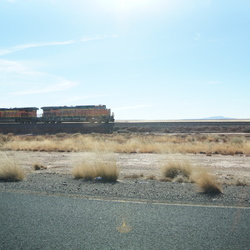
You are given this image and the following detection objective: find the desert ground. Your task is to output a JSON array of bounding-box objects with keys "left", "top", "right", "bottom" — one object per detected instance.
[
  {"left": 2, "top": 150, "right": 250, "bottom": 184},
  {"left": 1, "top": 132, "right": 250, "bottom": 207}
]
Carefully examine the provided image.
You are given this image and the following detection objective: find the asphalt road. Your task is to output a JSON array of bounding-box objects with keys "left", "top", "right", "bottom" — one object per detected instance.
[{"left": 1, "top": 191, "right": 250, "bottom": 250}]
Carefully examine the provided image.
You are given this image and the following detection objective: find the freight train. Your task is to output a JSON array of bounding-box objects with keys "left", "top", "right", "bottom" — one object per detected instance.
[{"left": 0, "top": 105, "right": 114, "bottom": 124}]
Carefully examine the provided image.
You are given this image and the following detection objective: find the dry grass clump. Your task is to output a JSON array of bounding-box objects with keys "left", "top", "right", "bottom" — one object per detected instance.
[
  {"left": 2, "top": 134, "right": 114, "bottom": 152},
  {"left": 191, "top": 168, "right": 222, "bottom": 194},
  {"left": 0, "top": 133, "right": 13, "bottom": 148},
  {"left": 229, "top": 136, "right": 245, "bottom": 144},
  {"left": 123, "top": 173, "right": 144, "bottom": 179},
  {"left": 161, "top": 159, "right": 222, "bottom": 193},
  {"left": 72, "top": 153, "right": 119, "bottom": 182},
  {"left": 146, "top": 174, "right": 157, "bottom": 180},
  {"left": 33, "top": 163, "right": 47, "bottom": 170},
  {"left": 235, "top": 179, "right": 247, "bottom": 186},
  {"left": 2, "top": 133, "right": 250, "bottom": 156},
  {"left": 0, "top": 152, "right": 25, "bottom": 181},
  {"left": 161, "top": 160, "right": 192, "bottom": 180}
]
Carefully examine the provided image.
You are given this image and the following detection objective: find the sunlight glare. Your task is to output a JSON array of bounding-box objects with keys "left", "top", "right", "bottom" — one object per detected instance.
[
  {"left": 99, "top": 0, "right": 179, "bottom": 14},
  {"left": 100, "top": 0, "right": 167, "bottom": 12},
  {"left": 116, "top": 0, "right": 151, "bottom": 10}
]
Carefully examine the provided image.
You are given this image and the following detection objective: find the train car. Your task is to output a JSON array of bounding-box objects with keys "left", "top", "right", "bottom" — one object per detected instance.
[
  {"left": 0, "top": 107, "right": 39, "bottom": 123},
  {"left": 41, "top": 105, "right": 114, "bottom": 123}
]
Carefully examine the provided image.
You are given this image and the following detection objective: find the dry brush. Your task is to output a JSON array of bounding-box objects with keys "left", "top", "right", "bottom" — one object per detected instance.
[
  {"left": 72, "top": 153, "right": 119, "bottom": 182},
  {"left": 1, "top": 133, "right": 250, "bottom": 156},
  {"left": 161, "top": 159, "right": 222, "bottom": 194},
  {"left": 0, "top": 152, "right": 25, "bottom": 181}
]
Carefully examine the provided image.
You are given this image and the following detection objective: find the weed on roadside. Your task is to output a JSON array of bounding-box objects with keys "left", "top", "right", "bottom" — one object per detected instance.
[
  {"left": 33, "top": 163, "right": 47, "bottom": 170},
  {"left": 72, "top": 153, "right": 119, "bottom": 182},
  {"left": 0, "top": 152, "right": 25, "bottom": 181},
  {"left": 191, "top": 168, "right": 222, "bottom": 194},
  {"left": 161, "top": 160, "right": 192, "bottom": 180}
]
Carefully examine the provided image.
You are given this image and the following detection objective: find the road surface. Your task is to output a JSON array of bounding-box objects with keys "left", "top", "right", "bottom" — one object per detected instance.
[{"left": 1, "top": 191, "right": 249, "bottom": 249}]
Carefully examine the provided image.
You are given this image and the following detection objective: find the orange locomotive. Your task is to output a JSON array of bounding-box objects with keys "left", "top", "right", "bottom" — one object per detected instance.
[
  {"left": 41, "top": 105, "right": 114, "bottom": 123},
  {"left": 0, "top": 105, "right": 114, "bottom": 124},
  {"left": 0, "top": 107, "right": 38, "bottom": 123}
]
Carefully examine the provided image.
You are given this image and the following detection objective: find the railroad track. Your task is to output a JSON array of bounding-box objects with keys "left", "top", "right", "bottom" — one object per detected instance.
[
  {"left": 0, "top": 120, "right": 250, "bottom": 134},
  {"left": 114, "top": 120, "right": 250, "bottom": 133},
  {"left": 115, "top": 120, "right": 250, "bottom": 126}
]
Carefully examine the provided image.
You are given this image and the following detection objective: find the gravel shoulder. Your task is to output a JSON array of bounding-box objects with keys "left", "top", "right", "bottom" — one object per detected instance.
[
  {"left": 0, "top": 151, "right": 250, "bottom": 207},
  {"left": 1, "top": 173, "right": 250, "bottom": 207}
]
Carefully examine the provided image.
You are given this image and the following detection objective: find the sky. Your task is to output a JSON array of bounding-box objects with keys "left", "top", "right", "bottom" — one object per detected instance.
[{"left": 0, "top": 0, "right": 249, "bottom": 120}]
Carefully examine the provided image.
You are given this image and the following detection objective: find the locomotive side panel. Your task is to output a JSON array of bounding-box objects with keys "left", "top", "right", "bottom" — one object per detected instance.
[
  {"left": 0, "top": 105, "right": 114, "bottom": 124},
  {"left": 0, "top": 108, "right": 38, "bottom": 123},
  {"left": 0, "top": 109, "right": 14, "bottom": 122},
  {"left": 41, "top": 105, "right": 114, "bottom": 123}
]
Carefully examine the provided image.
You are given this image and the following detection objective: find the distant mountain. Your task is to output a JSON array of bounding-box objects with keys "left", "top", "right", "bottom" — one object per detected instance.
[{"left": 200, "top": 116, "right": 236, "bottom": 120}]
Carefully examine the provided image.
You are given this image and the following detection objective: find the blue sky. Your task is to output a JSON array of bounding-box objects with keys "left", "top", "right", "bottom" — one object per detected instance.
[{"left": 0, "top": 0, "right": 249, "bottom": 120}]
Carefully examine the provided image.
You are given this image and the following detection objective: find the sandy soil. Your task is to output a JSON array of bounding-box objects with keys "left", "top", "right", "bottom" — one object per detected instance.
[{"left": 5, "top": 151, "right": 250, "bottom": 184}]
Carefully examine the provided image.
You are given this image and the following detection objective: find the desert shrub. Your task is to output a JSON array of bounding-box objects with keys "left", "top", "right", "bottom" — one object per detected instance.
[
  {"left": 191, "top": 168, "right": 222, "bottom": 194},
  {"left": 3, "top": 134, "right": 250, "bottom": 156},
  {"left": 0, "top": 153, "right": 25, "bottom": 181},
  {"left": 172, "top": 175, "right": 186, "bottom": 183},
  {"left": 235, "top": 179, "right": 247, "bottom": 186},
  {"left": 123, "top": 173, "right": 144, "bottom": 179},
  {"left": 146, "top": 174, "right": 157, "bottom": 180},
  {"left": 161, "top": 159, "right": 222, "bottom": 193},
  {"left": 0, "top": 134, "right": 12, "bottom": 147},
  {"left": 33, "top": 163, "right": 47, "bottom": 170},
  {"left": 161, "top": 160, "right": 192, "bottom": 179},
  {"left": 72, "top": 153, "right": 119, "bottom": 182},
  {"left": 230, "top": 136, "right": 245, "bottom": 144},
  {"left": 55, "top": 133, "right": 68, "bottom": 138}
]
